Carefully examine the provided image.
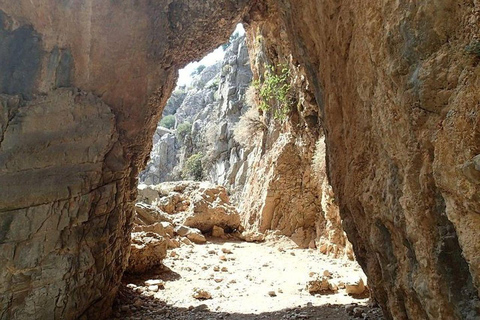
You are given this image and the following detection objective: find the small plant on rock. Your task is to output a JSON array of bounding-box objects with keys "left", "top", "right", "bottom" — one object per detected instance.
[
  {"left": 159, "top": 114, "right": 176, "bottom": 129},
  {"left": 233, "top": 107, "right": 266, "bottom": 148},
  {"left": 253, "top": 64, "right": 292, "bottom": 121},
  {"left": 183, "top": 153, "right": 204, "bottom": 181},
  {"left": 176, "top": 121, "right": 192, "bottom": 142}
]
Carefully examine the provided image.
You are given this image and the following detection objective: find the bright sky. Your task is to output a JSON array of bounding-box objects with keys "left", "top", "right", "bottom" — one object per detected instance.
[{"left": 177, "top": 24, "right": 245, "bottom": 87}]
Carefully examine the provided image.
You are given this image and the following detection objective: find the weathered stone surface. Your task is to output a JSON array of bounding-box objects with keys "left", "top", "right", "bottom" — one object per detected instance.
[
  {"left": 1, "top": 0, "right": 479, "bottom": 319},
  {"left": 0, "top": 1, "right": 251, "bottom": 318},
  {"left": 138, "top": 182, "right": 242, "bottom": 233},
  {"left": 126, "top": 232, "right": 168, "bottom": 274},
  {"left": 245, "top": 1, "right": 480, "bottom": 319},
  {"left": 238, "top": 14, "right": 352, "bottom": 256}
]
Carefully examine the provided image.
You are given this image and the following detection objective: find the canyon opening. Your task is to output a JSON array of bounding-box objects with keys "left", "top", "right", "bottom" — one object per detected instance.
[
  {"left": 114, "top": 24, "right": 378, "bottom": 320},
  {"left": 0, "top": 1, "right": 479, "bottom": 320}
]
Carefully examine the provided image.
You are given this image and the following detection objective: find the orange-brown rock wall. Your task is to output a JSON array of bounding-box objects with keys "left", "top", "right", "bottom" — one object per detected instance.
[
  {"left": 0, "top": 1, "right": 250, "bottom": 319},
  {"left": 260, "top": 1, "right": 480, "bottom": 319}
]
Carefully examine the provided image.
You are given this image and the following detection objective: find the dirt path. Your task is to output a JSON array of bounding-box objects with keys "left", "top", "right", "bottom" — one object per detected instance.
[{"left": 111, "top": 237, "right": 384, "bottom": 319}]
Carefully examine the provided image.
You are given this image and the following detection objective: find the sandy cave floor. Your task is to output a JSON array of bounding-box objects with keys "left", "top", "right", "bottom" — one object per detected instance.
[{"left": 111, "top": 237, "right": 385, "bottom": 320}]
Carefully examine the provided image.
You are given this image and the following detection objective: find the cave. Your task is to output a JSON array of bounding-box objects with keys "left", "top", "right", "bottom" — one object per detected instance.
[{"left": 0, "top": 1, "right": 479, "bottom": 320}]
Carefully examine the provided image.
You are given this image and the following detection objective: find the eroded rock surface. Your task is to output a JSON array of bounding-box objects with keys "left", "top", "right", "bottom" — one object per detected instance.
[
  {"left": 1, "top": 0, "right": 479, "bottom": 319},
  {"left": 138, "top": 182, "right": 242, "bottom": 234},
  {"left": 127, "top": 232, "right": 168, "bottom": 274},
  {"left": 244, "top": 1, "right": 480, "bottom": 319},
  {"left": 0, "top": 1, "right": 250, "bottom": 319}
]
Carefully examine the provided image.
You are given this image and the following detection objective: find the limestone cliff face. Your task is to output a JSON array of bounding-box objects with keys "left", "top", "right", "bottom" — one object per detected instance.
[
  {"left": 244, "top": 1, "right": 480, "bottom": 319},
  {"left": 0, "top": 1, "right": 250, "bottom": 319},
  {"left": 237, "top": 11, "right": 352, "bottom": 255},
  {"left": 140, "top": 35, "right": 350, "bottom": 255},
  {"left": 140, "top": 36, "right": 253, "bottom": 194}
]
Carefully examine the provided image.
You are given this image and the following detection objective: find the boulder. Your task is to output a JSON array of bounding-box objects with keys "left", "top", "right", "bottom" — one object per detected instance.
[
  {"left": 175, "top": 225, "right": 207, "bottom": 244},
  {"left": 307, "top": 276, "right": 338, "bottom": 295},
  {"left": 135, "top": 203, "right": 173, "bottom": 224},
  {"left": 126, "top": 232, "right": 168, "bottom": 274},
  {"left": 138, "top": 182, "right": 242, "bottom": 233},
  {"left": 345, "top": 277, "right": 366, "bottom": 295}
]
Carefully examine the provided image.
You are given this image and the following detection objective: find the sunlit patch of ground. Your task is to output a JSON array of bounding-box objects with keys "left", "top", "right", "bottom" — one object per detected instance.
[{"left": 112, "top": 237, "right": 384, "bottom": 320}]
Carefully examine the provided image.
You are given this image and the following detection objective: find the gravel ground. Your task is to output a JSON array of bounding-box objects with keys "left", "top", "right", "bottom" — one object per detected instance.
[{"left": 111, "top": 237, "right": 385, "bottom": 320}]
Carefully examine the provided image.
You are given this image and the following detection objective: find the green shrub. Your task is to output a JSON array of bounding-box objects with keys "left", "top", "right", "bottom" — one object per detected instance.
[
  {"left": 159, "top": 114, "right": 175, "bottom": 129},
  {"left": 191, "top": 64, "right": 206, "bottom": 76},
  {"left": 183, "top": 153, "right": 204, "bottom": 181},
  {"left": 176, "top": 121, "right": 192, "bottom": 142},
  {"left": 253, "top": 64, "right": 292, "bottom": 120}
]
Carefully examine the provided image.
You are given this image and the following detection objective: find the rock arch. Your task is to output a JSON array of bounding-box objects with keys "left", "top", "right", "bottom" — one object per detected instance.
[{"left": 0, "top": 1, "right": 479, "bottom": 319}]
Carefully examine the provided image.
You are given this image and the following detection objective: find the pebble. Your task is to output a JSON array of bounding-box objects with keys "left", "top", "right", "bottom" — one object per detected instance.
[
  {"left": 268, "top": 291, "right": 277, "bottom": 297},
  {"left": 222, "top": 248, "right": 232, "bottom": 254},
  {"left": 147, "top": 285, "right": 159, "bottom": 292}
]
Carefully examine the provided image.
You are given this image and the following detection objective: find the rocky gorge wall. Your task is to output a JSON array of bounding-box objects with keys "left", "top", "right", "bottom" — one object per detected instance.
[
  {"left": 140, "top": 34, "right": 352, "bottom": 255},
  {"left": 0, "top": 1, "right": 250, "bottom": 319},
  {"left": 244, "top": 1, "right": 480, "bottom": 319},
  {"left": 0, "top": 0, "right": 479, "bottom": 320},
  {"left": 140, "top": 35, "right": 253, "bottom": 194}
]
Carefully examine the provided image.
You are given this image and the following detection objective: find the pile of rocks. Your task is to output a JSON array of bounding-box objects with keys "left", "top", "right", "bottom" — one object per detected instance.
[
  {"left": 307, "top": 270, "right": 368, "bottom": 297},
  {"left": 126, "top": 181, "right": 248, "bottom": 274}
]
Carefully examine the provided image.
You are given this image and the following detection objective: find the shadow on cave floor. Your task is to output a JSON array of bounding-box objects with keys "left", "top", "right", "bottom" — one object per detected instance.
[
  {"left": 111, "top": 284, "right": 373, "bottom": 320},
  {"left": 111, "top": 239, "right": 384, "bottom": 320}
]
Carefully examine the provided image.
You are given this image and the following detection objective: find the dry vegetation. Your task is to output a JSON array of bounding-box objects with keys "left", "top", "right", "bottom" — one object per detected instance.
[{"left": 233, "top": 107, "right": 266, "bottom": 148}]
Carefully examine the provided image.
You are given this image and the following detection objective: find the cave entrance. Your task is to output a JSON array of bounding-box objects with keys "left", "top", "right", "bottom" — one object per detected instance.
[{"left": 113, "top": 24, "right": 379, "bottom": 320}]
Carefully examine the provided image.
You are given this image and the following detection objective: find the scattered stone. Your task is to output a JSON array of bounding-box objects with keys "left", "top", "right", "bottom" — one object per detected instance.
[
  {"left": 353, "top": 306, "right": 366, "bottom": 317},
  {"left": 219, "top": 255, "right": 227, "bottom": 261},
  {"left": 268, "top": 291, "right": 277, "bottom": 297},
  {"left": 193, "top": 288, "right": 212, "bottom": 300},
  {"left": 213, "top": 266, "right": 220, "bottom": 272},
  {"left": 167, "top": 238, "right": 180, "bottom": 249},
  {"left": 181, "top": 237, "right": 193, "bottom": 246},
  {"left": 187, "top": 232, "right": 207, "bottom": 244},
  {"left": 221, "top": 267, "right": 228, "bottom": 272},
  {"left": 307, "top": 276, "right": 338, "bottom": 295},
  {"left": 145, "top": 279, "right": 164, "bottom": 288},
  {"left": 345, "top": 278, "right": 366, "bottom": 295},
  {"left": 147, "top": 285, "right": 159, "bottom": 292},
  {"left": 138, "top": 182, "right": 242, "bottom": 233},
  {"left": 175, "top": 225, "right": 193, "bottom": 237},
  {"left": 345, "top": 303, "right": 357, "bottom": 314},
  {"left": 221, "top": 248, "right": 232, "bottom": 254},
  {"left": 242, "top": 231, "right": 265, "bottom": 242},
  {"left": 161, "top": 222, "right": 175, "bottom": 237}
]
